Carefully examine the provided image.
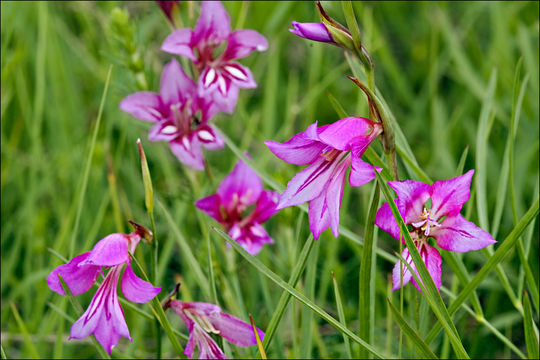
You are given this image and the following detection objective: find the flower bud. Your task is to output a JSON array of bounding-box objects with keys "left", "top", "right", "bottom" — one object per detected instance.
[
  {"left": 128, "top": 220, "right": 154, "bottom": 244},
  {"left": 156, "top": 1, "right": 179, "bottom": 27},
  {"left": 137, "top": 139, "right": 154, "bottom": 214},
  {"left": 289, "top": 21, "right": 334, "bottom": 43}
]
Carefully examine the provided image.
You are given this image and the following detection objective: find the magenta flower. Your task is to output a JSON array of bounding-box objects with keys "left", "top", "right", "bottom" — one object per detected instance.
[
  {"left": 161, "top": 1, "right": 268, "bottom": 113},
  {"left": 265, "top": 117, "right": 383, "bottom": 240},
  {"left": 47, "top": 231, "right": 161, "bottom": 354},
  {"left": 168, "top": 300, "right": 264, "bottom": 359},
  {"left": 196, "top": 159, "right": 279, "bottom": 255},
  {"left": 290, "top": 21, "right": 334, "bottom": 43},
  {"left": 375, "top": 170, "right": 496, "bottom": 292},
  {"left": 120, "top": 58, "right": 223, "bottom": 170}
]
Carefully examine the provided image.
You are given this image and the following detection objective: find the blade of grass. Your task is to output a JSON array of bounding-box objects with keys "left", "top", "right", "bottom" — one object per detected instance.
[
  {"left": 249, "top": 314, "right": 267, "bottom": 360},
  {"left": 300, "top": 240, "right": 318, "bottom": 358},
  {"left": 359, "top": 182, "right": 379, "bottom": 358},
  {"left": 386, "top": 299, "right": 437, "bottom": 359},
  {"left": 375, "top": 171, "right": 469, "bottom": 359},
  {"left": 263, "top": 234, "right": 315, "bottom": 351},
  {"left": 9, "top": 302, "right": 40, "bottom": 359},
  {"left": 332, "top": 272, "right": 353, "bottom": 359},
  {"left": 523, "top": 292, "right": 539, "bottom": 359},
  {"left": 213, "top": 227, "right": 386, "bottom": 359},
  {"left": 425, "top": 198, "right": 540, "bottom": 344},
  {"left": 69, "top": 64, "right": 113, "bottom": 257},
  {"left": 157, "top": 199, "right": 211, "bottom": 299}
]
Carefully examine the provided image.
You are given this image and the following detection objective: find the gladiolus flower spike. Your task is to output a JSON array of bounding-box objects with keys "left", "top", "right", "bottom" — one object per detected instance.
[
  {"left": 161, "top": 1, "right": 268, "bottom": 113},
  {"left": 196, "top": 158, "right": 279, "bottom": 255},
  {"left": 46, "top": 228, "right": 161, "bottom": 354},
  {"left": 375, "top": 170, "right": 496, "bottom": 292},
  {"left": 167, "top": 300, "right": 265, "bottom": 359},
  {"left": 265, "top": 117, "right": 383, "bottom": 240},
  {"left": 120, "top": 58, "right": 223, "bottom": 170}
]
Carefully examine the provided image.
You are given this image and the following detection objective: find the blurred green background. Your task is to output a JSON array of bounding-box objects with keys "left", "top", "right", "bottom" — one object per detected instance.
[{"left": 1, "top": 1, "right": 538, "bottom": 358}]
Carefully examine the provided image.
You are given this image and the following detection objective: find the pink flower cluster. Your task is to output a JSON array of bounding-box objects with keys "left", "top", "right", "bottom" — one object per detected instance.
[{"left": 121, "top": 1, "right": 267, "bottom": 170}]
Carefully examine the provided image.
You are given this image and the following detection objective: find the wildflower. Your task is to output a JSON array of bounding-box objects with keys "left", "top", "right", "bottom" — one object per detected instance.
[
  {"left": 196, "top": 159, "right": 279, "bottom": 255},
  {"left": 167, "top": 300, "right": 264, "bottom": 359},
  {"left": 375, "top": 170, "right": 496, "bottom": 292},
  {"left": 161, "top": 1, "right": 268, "bottom": 113},
  {"left": 46, "top": 229, "right": 161, "bottom": 354},
  {"left": 265, "top": 117, "right": 382, "bottom": 240},
  {"left": 120, "top": 58, "right": 223, "bottom": 170}
]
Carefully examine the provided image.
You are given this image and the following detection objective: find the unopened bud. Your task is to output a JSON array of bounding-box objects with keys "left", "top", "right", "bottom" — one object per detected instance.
[
  {"left": 156, "top": 1, "right": 179, "bottom": 27},
  {"left": 137, "top": 139, "right": 154, "bottom": 213},
  {"left": 128, "top": 220, "right": 154, "bottom": 243}
]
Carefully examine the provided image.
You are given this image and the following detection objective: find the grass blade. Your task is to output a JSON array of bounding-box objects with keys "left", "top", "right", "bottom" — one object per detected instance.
[
  {"left": 212, "top": 227, "right": 386, "bottom": 359},
  {"left": 263, "top": 234, "right": 315, "bottom": 350},
  {"left": 375, "top": 171, "right": 469, "bottom": 359},
  {"left": 332, "top": 272, "right": 353, "bottom": 359},
  {"left": 359, "top": 182, "right": 379, "bottom": 358},
  {"left": 249, "top": 314, "right": 267, "bottom": 360},
  {"left": 9, "top": 302, "right": 40, "bottom": 359},
  {"left": 386, "top": 299, "right": 437, "bottom": 359},
  {"left": 523, "top": 291, "right": 539, "bottom": 359}
]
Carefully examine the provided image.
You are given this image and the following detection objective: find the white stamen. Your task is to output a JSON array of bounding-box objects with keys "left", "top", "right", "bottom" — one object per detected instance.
[
  {"left": 161, "top": 125, "right": 178, "bottom": 135},
  {"left": 197, "top": 130, "right": 215, "bottom": 142},
  {"left": 204, "top": 68, "right": 216, "bottom": 87},
  {"left": 224, "top": 65, "right": 247, "bottom": 81}
]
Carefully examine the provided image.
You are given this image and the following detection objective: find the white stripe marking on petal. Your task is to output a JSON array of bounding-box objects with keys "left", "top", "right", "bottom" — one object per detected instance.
[
  {"left": 197, "top": 130, "right": 215, "bottom": 142},
  {"left": 182, "top": 136, "right": 191, "bottom": 151},
  {"left": 161, "top": 125, "right": 178, "bottom": 134},
  {"left": 204, "top": 68, "right": 216, "bottom": 88},
  {"left": 218, "top": 76, "right": 227, "bottom": 95},
  {"left": 224, "top": 65, "right": 247, "bottom": 81}
]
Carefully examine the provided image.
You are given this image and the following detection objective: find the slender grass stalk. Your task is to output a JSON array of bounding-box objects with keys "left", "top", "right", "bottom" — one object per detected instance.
[
  {"left": 332, "top": 272, "right": 353, "bottom": 359},
  {"left": 9, "top": 302, "right": 40, "bottom": 359},
  {"left": 523, "top": 292, "right": 539, "bottom": 359}
]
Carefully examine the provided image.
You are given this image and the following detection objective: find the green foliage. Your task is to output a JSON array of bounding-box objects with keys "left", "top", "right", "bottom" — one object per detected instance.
[{"left": 1, "top": 1, "right": 538, "bottom": 359}]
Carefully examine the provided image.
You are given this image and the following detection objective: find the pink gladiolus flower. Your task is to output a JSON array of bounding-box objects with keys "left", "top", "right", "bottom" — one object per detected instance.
[
  {"left": 290, "top": 21, "right": 334, "bottom": 43},
  {"left": 265, "top": 117, "right": 383, "bottom": 240},
  {"left": 168, "top": 300, "right": 265, "bottom": 359},
  {"left": 161, "top": 1, "right": 268, "bottom": 113},
  {"left": 375, "top": 170, "right": 496, "bottom": 292},
  {"left": 196, "top": 159, "right": 279, "bottom": 255},
  {"left": 120, "top": 58, "right": 223, "bottom": 170},
  {"left": 47, "top": 231, "right": 161, "bottom": 354}
]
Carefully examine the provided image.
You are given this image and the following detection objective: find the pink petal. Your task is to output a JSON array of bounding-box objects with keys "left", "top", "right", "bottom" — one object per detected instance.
[
  {"left": 217, "top": 159, "right": 263, "bottom": 210},
  {"left": 230, "top": 222, "right": 274, "bottom": 255},
  {"left": 222, "top": 62, "right": 257, "bottom": 89},
  {"left": 197, "top": 124, "right": 224, "bottom": 150},
  {"left": 388, "top": 180, "right": 431, "bottom": 224},
  {"left": 432, "top": 214, "right": 496, "bottom": 252},
  {"left": 201, "top": 79, "right": 239, "bottom": 114},
  {"left": 161, "top": 28, "right": 196, "bottom": 60},
  {"left": 193, "top": 1, "right": 231, "bottom": 49},
  {"left": 308, "top": 192, "right": 332, "bottom": 241},
  {"left": 169, "top": 136, "right": 205, "bottom": 170},
  {"left": 392, "top": 247, "right": 414, "bottom": 290},
  {"left": 209, "top": 312, "right": 264, "bottom": 347},
  {"left": 222, "top": 29, "right": 268, "bottom": 60},
  {"left": 160, "top": 58, "right": 196, "bottom": 106},
  {"left": 349, "top": 157, "right": 379, "bottom": 187},
  {"left": 278, "top": 155, "right": 340, "bottom": 209},
  {"left": 411, "top": 244, "right": 442, "bottom": 292},
  {"left": 121, "top": 263, "right": 161, "bottom": 303},
  {"left": 47, "top": 252, "right": 100, "bottom": 296},
  {"left": 190, "top": 325, "right": 227, "bottom": 359},
  {"left": 430, "top": 170, "right": 474, "bottom": 219},
  {"left": 148, "top": 122, "right": 179, "bottom": 142},
  {"left": 181, "top": 301, "right": 222, "bottom": 318},
  {"left": 81, "top": 234, "right": 129, "bottom": 267},
  {"left": 374, "top": 201, "right": 402, "bottom": 242},
  {"left": 290, "top": 21, "right": 333, "bottom": 43},
  {"left": 195, "top": 194, "right": 223, "bottom": 222},
  {"left": 325, "top": 159, "right": 349, "bottom": 238},
  {"left": 252, "top": 190, "right": 280, "bottom": 223},
  {"left": 70, "top": 267, "right": 131, "bottom": 354},
  {"left": 119, "top": 92, "right": 163, "bottom": 122},
  {"left": 264, "top": 122, "right": 326, "bottom": 165},
  {"left": 318, "top": 117, "right": 380, "bottom": 151}
]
